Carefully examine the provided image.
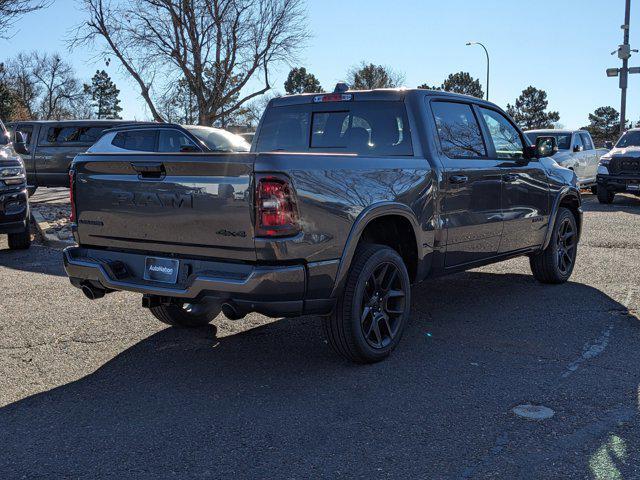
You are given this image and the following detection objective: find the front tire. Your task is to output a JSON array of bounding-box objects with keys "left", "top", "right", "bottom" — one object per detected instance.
[
  {"left": 8, "top": 221, "right": 31, "bottom": 250},
  {"left": 590, "top": 185, "right": 597, "bottom": 195},
  {"left": 529, "top": 207, "right": 578, "bottom": 284},
  {"left": 324, "top": 244, "right": 411, "bottom": 364},
  {"left": 150, "top": 300, "right": 221, "bottom": 327},
  {"left": 597, "top": 188, "right": 615, "bottom": 204}
]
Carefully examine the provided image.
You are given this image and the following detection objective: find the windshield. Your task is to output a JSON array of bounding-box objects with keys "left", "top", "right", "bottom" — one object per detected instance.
[
  {"left": 616, "top": 131, "right": 640, "bottom": 148},
  {"left": 255, "top": 101, "right": 413, "bottom": 156},
  {"left": 184, "top": 126, "right": 250, "bottom": 152},
  {"left": 526, "top": 132, "right": 572, "bottom": 150}
]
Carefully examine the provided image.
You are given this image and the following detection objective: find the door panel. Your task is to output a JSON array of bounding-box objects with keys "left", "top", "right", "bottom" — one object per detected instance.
[
  {"left": 429, "top": 100, "right": 504, "bottom": 268},
  {"left": 477, "top": 107, "right": 550, "bottom": 253},
  {"left": 499, "top": 163, "right": 550, "bottom": 252},
  {"left": 442, "top": 161, "right": 504, "bottom": 265}
]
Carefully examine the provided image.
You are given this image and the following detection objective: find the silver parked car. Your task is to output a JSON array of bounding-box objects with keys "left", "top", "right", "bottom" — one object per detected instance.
[
  {"left": 525, "top": 129, "right": 608, "bottom": 191},
  {"left": 88, "top": 124, "right": 251, "bottom": 154}
]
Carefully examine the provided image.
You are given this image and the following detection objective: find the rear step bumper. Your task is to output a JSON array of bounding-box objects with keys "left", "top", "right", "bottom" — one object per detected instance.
[{"left": 63, "top": 246, "right": 338, "bottom": 318}]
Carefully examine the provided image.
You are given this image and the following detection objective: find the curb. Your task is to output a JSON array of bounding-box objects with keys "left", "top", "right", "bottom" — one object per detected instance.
[{"left": 31, "top": 209, "right": 74, "bottom": 249}]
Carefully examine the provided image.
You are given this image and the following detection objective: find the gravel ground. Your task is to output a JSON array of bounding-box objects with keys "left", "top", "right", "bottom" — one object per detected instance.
[{"left": 0, "top": 193, "right": 639, "bottom": 479}]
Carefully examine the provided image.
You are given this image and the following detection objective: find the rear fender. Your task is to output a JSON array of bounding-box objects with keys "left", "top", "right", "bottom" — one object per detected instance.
[{"left": 330, "top": 202, "right": 422, "bottom": 298}]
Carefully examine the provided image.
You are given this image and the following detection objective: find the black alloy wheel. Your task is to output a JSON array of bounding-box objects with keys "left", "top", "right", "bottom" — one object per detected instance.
[
  {"left": 360, "top": 262, "right": 407, "bottom": 349},
  {"left": 556, "top": 216, "right": 577, "bottom": 276}
]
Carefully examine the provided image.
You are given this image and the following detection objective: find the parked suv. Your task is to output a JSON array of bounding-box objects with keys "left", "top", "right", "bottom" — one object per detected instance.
[
  {"left": 6, "top": 120, "right": 131, "bottom": 194},
  {"left": 0, "top": 119, "right": 31, "bottom": 249},
  {"left": 63, "top": 85, "right": 582, "bottom": 363},
  {"left": 597, "top": 128, "right": 640, "bottom": 203},
  {"left": 88, "top": 123, "right": 251, "bottom": 153}
]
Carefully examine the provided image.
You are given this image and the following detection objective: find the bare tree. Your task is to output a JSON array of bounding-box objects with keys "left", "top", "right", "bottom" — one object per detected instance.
[
  {"left": 3, "top": 53, "right": 42, "bottom": 119},
  {"left": 0, "top": 1, "right": 48, "bottom": 38},
  {"left": 73, "top": 0, "right": 308, "bottom": 125},
  {"left": 31, "top": 53, "right": 83, "bottom": 119}
]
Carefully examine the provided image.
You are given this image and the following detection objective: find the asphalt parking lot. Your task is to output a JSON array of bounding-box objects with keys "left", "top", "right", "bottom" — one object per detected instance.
[{"left": 0, "top": 193, "right": 639, "bottom": 479}]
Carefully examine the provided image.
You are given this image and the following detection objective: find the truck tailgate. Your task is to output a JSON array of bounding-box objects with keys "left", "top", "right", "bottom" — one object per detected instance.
[{"left": 73, "top": 153, "right": 257, "bottom": 261}]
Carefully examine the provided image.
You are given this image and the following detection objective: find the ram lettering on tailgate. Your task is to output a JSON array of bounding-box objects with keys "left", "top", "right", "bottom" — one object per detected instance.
[{"left": 112, "top": 191, "right": 194, "bottom": 209}]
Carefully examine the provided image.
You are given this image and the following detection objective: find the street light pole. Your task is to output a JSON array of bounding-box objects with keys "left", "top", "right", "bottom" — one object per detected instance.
[
  {"left": 466, "top": 42, "right": 490, "bottom": 101},
  {"left": 620, "top": 0, "right": 632, "bottom": 134}
]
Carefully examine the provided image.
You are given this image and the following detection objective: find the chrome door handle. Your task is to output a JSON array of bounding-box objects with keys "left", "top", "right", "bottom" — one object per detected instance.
[{"left": 503, "top": 174, "right": 518, "bottom": 183}]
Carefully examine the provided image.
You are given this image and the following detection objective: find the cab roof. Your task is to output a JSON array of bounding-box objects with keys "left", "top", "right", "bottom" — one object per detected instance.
[{"left": 269, "top": 86, "right": 497, "bottom": 108}]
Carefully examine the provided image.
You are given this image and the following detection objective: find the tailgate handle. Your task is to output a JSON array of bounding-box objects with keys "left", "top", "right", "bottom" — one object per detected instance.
[{"left": 131, "top": 162, "right": 166, "bottom": 179}]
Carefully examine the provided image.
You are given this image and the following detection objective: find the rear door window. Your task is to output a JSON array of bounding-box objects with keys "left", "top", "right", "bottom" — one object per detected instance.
[
  {"left": 256, "top": 101, "right": 412, "bottom": 156},
  {"left": 45, "top": 125, "right": 110, "bottom": 145},
  {"left": 431, "top": 101, "right": 486, "bottom": 159},
  {"left": 112, "top": 130, "right": 156, "bottom": 152}
]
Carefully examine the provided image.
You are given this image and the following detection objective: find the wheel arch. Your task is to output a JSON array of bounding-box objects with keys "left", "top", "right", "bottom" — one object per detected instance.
[
  {"left": 330, "top": 203, "right": 423, "bottom": 298},
  {"left": 542, "top": 187, "right": 582, "bottom": 250}
]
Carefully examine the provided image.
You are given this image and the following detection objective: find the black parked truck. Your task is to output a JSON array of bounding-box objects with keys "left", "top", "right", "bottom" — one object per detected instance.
[
  {"left": 596, "top": 128, "right": 640, "bottom": 203},
  {"left": 0, "top": 119, "right": 31, "bottom": 249},
  {"left": 6, "top": 119, "right": 131, "bottom": 194},
  {"left": 63, "top": 85, "right": 582, "bottom": 363}
]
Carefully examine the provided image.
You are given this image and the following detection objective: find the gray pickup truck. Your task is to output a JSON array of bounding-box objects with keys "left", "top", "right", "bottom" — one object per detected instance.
[
  {"left": 63, "top": 85, "right": 582, "bottom": 363},
  {"left": 7, "top": 119, "right": 129, "bottom": 193},
  {"left": 525, "top": 129, "right": 607, "bottom": 191}
]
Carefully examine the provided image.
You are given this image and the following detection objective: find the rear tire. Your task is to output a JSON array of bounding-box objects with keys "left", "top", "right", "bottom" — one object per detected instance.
[
  {"left": 8, "top": 221, "right": 31, "bottom": 250},
  {"left": 324, "top": 243, "right": 411, "bottom": 364},
  {"left": 529, "top": 207, "right": 578, "bottom": 284},
  {"left": 150, "top": 300, "right": 221, "bottom": 327},
  {"left": 597, "top": 188, "right": 615, "bottom": 204}
]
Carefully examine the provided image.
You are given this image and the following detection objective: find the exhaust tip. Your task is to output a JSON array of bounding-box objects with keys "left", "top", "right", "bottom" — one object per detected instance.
[
  {"left": 221, "top": 302, "right": 244, "bottom": 321},
  {"left": 81, "top": 283, "right": 105, "bottom": 300}
]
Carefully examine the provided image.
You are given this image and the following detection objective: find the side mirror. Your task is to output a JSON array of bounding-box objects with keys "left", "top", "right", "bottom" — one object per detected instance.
[
  {"left": 535, "top": 136, "right": 559, "bottom": 158},
  {"left": 604, "top": 141, "right": 614, "bottom": 149},
  {"left": 573, "top": 144, "right": 584, "bottom": 153},
  {"left": 179, "top": 144, "right": 200, "bottom": 153},
  {"left": 0, "top": 131, "right": 9, "bottom": 146},
  {"left": 14, "top": 131, "right": 29, "bottom": 155}
]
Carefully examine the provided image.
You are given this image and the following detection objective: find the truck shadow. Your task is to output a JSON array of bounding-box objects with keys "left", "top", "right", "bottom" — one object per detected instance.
[{"left": 0, "top": 272, "right": 639, "bottom": 478}]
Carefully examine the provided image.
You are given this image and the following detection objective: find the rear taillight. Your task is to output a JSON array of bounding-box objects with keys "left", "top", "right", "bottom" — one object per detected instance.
[
  {"left": 255, "top": 175, "right": 299, "bottom": 237},
  {"left": 69, "top": 169, "right": 76, "bottom": 223}
]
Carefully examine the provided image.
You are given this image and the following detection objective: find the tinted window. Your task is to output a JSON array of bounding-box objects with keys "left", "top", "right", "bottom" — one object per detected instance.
[
  {"left": 616, "top": 131, "right": 640, "bottom": 148},
  {"left": 580, "top": 133, "right": 594, "bottom": 150},
  {"left": 158, "top": 129, "right": 197, "bottom": 152},
  {"left": 256, "top": 101, "right": 413, "bottom": 156},
  {"left": 431, "top": 101, "right": 486, "bottom": 158},
  {"left": 46, "top": 126, "right": 109, "bottom": 144},
  {"left": 112, "top": 130, "right": 156, "bottom": 151},
  {"left": 480, "top": 108, "right": 524, "bottom": 160}
]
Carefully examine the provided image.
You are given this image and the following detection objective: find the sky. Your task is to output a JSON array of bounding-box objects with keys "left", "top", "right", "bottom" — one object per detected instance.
[{"left": 1, "top": 0, "right": 639, "bottom": 129}]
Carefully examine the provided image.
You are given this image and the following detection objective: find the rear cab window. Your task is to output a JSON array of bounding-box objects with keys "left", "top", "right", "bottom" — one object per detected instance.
[{"left": 256, "top": 100, "right": 413, "bottom": 156}]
